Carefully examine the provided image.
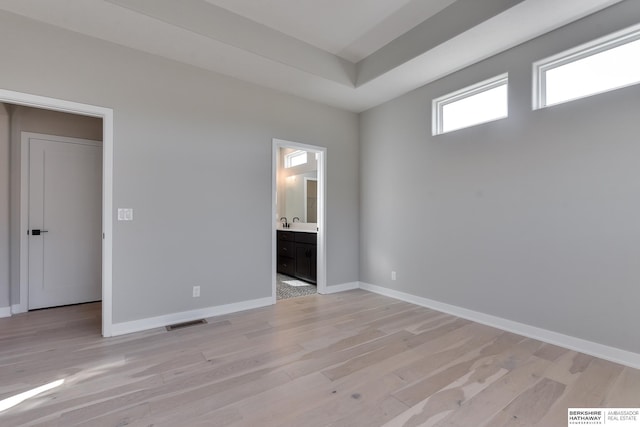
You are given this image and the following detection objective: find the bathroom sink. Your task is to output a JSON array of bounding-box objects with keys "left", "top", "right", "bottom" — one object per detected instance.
[{"left": 277, "top": 224, "right": 318, "bottom": 233}]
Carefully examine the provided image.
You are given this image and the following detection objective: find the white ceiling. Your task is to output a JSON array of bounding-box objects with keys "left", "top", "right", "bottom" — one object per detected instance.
[{"left": 0, "top": 0, "right": 625, "bottom": 112}]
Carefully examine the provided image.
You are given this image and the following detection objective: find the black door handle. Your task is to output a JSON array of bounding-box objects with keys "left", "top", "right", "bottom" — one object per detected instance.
[{"left": 30, "top": 229, "right": 48, "bottom": 236}]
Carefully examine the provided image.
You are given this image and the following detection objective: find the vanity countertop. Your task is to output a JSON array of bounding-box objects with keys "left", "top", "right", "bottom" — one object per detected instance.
[{"left": 277, "top": 227, "right": 318, "bottom": 234}]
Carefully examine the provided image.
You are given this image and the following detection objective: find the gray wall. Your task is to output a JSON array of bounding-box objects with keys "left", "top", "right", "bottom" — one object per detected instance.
[
  {"left": 7, "top": 106, "right": 103, "bottom": 306},
  {"left": 0, "top": 104, "right": 9, "bottom": 309},
  {"left": 0, "top": 11, "right": 359, "bottom": 323},
  {"left": 360, "top": 0, "right": 640, "bottom": 354}
]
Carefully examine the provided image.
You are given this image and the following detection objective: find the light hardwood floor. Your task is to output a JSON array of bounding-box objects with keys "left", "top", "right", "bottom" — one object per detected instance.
[{"left": 0, "top": 290, "right": 638, "bottom": 426}]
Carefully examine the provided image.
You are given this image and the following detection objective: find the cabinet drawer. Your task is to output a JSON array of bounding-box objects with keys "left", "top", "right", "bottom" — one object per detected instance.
[
  {"left": 295, "top": 232, "right": 317, "bottom": 244},
  {"left": 278, "top": 231, "right": 295, "bottom": 242},
  {"left": 277, "top": 256, "right": 295, "bottom": 276},
  {"left": 278, "top": 241, "right": 295, "bottom": 257}
]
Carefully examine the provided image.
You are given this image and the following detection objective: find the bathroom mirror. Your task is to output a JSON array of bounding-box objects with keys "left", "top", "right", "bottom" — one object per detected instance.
[{"left": 284, "top": 172, "right": 317, "bottom": 222}]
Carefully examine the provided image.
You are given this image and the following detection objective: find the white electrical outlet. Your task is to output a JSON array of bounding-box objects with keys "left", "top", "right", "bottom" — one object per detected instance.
[
  {"left": 192, "top": 286, "right": 200, "bottom": 298},
  {"left": 391, "top": 271, "right": 397, "bottom": 281}
]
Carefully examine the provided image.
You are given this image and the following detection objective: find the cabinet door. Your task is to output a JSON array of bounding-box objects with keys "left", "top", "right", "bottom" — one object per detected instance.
[
  {"left": 309, "top": 245, "right": 317, "bottom": 282},
  {"left": 295, "top": 244, "right": 313, "bottom": 282}
]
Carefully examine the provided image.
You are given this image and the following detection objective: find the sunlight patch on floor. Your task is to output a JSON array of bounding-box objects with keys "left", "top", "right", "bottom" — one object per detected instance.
[{"left": 0, "top": 379, "right": 65, "bottom": 413}]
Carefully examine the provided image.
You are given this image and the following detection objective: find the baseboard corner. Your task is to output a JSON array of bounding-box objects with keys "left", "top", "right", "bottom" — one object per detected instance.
[
  {"left": 0, "top": 306, "right": 11, "bottom": 318},
  {"left": 11, "top": 304, "right": 26, "bottom": 315},
  {"left": 322, "top": 281, "right": 360, "bottom": 294}
]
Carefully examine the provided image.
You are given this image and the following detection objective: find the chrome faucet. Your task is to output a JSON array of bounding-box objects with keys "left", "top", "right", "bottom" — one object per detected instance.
[
  {"left": 293, "top": 217, "right": 300, "bottom": 223},
  {"left": 280, "top": 217, "right": 289, "bottom": 228}
]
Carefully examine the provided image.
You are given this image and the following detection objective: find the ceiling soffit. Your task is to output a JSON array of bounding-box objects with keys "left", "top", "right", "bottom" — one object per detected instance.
[{"left": 0, "top": 0, "right": 627, "bottom": 111}]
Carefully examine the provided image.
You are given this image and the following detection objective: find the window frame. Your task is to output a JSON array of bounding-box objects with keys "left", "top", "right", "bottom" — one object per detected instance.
[
  {"left": 284, "top": 150, "right": 307, "bottom": 168},
  {"left": 533, "top": 23, "right": 640, "bottom": 110},
  {"left": 432, "top": 73, "right": 509, "bottom": 136}
]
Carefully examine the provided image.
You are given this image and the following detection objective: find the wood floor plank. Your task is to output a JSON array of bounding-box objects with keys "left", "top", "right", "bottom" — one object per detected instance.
[
  {"left": 0, "top": 291, "right": 638, "bottom": 427},
  {"left": 533, "top": 343, "right": 570, "bottom": 362},
  {"left": 429, "top": 356, "right": 551, "bottom": 426},
  {"left": 534, "top": 357, "right": 626, "bottom": 427},
  {"left": 143, "top": 370, "right": 293, "bottom": 425},
  {"left": 602, "top": 367, "right": 640, "bottom": 407},
  {"left": 279, "top": 374, "right": 409, "bottom": 427},
  {"left": 392, "top": 329, "right": 520, "bottom": 393},
  {"left": 221, "top": 372, "right": 336, "bottom": 427},
  {"left": 385, "top": 366, "right": 510, "bottom": 427},
  {"left": 392, "top": 337, "right": 543, "bottom": 410},
  {"left": 321, "top": 337, "right": 411, "bottom": 381},
  {"left": 484, "top": 377, "right": 566, "bottom": 426}
]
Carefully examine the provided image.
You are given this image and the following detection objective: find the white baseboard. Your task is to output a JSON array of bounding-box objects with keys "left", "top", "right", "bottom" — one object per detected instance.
[
  {"left": 322, "top": 281, "right": 360, "bottom": 294},
  {"left": 111, "top": 296, "right": 274, "bottom": 337},
  {"left": 11, "top": 304, "right": 26, "bottom": 315},
  {"left": 359, "top": 282, "right": 640, "bottom": 370},
  {"left": 0, "top": 306, "right": 11, "bottom": 318}
]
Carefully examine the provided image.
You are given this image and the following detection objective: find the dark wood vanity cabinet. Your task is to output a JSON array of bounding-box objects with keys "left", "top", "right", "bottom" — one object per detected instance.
[
  {"left": 294, "top": 233, "right": 317, "bottom": 283},
  {"left": 277, "top": 231, "right": 317, "bottom": 284},
  {"left": 277, "top": 231, "right": 296, "bottom": 277}
]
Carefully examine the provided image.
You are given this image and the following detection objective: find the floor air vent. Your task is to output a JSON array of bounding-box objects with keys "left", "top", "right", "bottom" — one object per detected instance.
[{"left": 166, "top": 319, "right": 207, "bottom": 331}]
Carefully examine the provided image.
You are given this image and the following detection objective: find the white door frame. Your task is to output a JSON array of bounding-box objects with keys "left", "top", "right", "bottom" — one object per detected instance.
[
  {"left": 21, "top": 132, "right": 102, "bottom": 310},
  {"left": 272, "top": 139, "right": 327, "bottom": 297},
  {"left": 1, "top": 89, "right": 114, "bottom": 337}
]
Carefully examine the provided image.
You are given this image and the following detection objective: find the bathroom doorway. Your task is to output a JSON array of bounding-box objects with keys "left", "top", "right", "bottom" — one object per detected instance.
[{"left": 272, "top": 139, "right": 326, "bottom": 301}]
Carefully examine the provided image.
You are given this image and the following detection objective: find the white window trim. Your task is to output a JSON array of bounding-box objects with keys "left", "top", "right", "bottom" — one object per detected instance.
[
  {"left": 432, "top": 73, "right": 509, "bottom": 136},
  {"left": 284, "top": 150, "right": 307, "bottom": 168},
  {"left": 533, "top": 22, "right": 640, "bottom": 110}
]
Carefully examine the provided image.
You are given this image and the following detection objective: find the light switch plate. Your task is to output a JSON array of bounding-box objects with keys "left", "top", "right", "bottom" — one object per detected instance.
[{"left": 118, "top": 208, "right": 134, "bottom": 221}]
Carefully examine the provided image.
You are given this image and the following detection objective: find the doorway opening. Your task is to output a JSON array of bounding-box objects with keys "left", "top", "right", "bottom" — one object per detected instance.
[
  {"left": 21, "top": 132, "right": 102, "bottom": 310},
  {"left": 272, "top": 139, "right": 326, "bottom": 301},
  {"left": 0, "top": 89, "right": 114, "bottom": 337}
]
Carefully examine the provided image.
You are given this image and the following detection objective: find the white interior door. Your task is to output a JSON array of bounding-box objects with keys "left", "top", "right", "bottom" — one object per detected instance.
[{"left": 28, "top": 135, "right": 102, "bottom": 310}]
